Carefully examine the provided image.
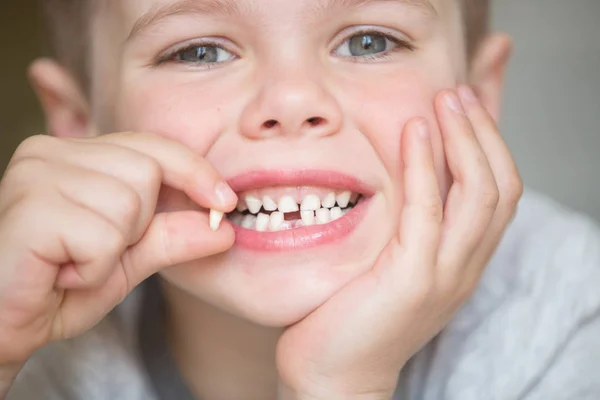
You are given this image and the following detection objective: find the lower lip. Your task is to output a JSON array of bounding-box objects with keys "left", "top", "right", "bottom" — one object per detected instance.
[{"left": 231, "top": 198, "right": 370, "bottom": 252}]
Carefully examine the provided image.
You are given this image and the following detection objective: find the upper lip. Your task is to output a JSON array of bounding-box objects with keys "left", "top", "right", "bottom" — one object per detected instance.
[{"left": 225, "top": 169, "right": 375, "bottom": 196}]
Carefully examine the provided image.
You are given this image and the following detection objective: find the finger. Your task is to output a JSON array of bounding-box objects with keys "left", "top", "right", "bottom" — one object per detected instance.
[
  {"left": 435, "top": 90, "right": 499, "bottom": 277},
  {"left": 48, "top": 141, "right": 161, "bottom": 240},
  {"left": 457, "top": 85, "right": 523, "bottom": 271},
  {"left": 51, "top": 204, "right": 125, "bottom": 289},
  {"left": 392, "top": 118, "right": 442, "bottom": 276},
  {"left": 52, "top": 163, "right": 142, "bottom": 244},
  {"left": 121, "top": 210, "right": 236, "bottom": 288},
  {"left": 93, "top": 132, "right": 238, "bottom": 213}
]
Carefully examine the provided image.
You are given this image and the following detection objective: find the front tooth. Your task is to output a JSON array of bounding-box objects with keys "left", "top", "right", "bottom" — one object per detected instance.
[
  {"left": 269, "top": 211, "right": 284, "bottom": 231},
  {"left": 301, "top": 194, "right": 321, "bottom": 211},
  {"left": 336, "top": 191, "right": 352, "bottom": 208},
  {"left": 316, "top": 208, "right": 331, "bottom": 224},
  {"left": 262, "top": 196, "right": 278, "bottom": 211},
  {"left": 241, "top": 215, "right": 257, "bottom": 229},
  {"left": 236, "top": 201, "right": 248, "bottom": 212},
  {"left": 278, "top": 195, "right": 299, "bottom": 213},
  {"left": 330, "top": 207, "right": 343, "bottom": 221},
  {"left": 246, "top": 196, "right": 262, "bottom": 214},
  {"left": 255, "top": 213, "right": 270, "bottom": 232},
  {"left": 209, "top": 210, "right": 224, "bottom": 231},
  {"left": 322, "top": 192, "right": 336, "bottom": 208},
  {"left": 301, "top": 210, "right": 316, "bottom": 226}
]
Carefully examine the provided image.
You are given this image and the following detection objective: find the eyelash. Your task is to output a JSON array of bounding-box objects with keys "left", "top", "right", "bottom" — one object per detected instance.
[
  {"left": 154, "top": 28, "right": 416, "bottom": 67},
  {"left": 155, "top": 39, "right": 236, "bottom": 68},
  {"left": 334, "top": 28, "right": 416, "bottom": 62}
]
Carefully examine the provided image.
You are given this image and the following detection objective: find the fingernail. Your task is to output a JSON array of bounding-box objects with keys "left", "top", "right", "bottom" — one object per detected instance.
[
  {"left": 444, "top": 91, "right": 465, "bottom": 114},
  {"left": 215, "top": 181, "right": 237, "bottom": 208},
  {"left": 416, "top": 119, "right": 430, "bottom": 140},
  {"left": 458, "top": 85, "right": 478, "bottom": 104}
]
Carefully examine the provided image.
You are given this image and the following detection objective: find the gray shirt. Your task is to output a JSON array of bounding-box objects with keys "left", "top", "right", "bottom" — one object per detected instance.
[{"left": 7, "top": 190, "right": 600, "bottom": 399}]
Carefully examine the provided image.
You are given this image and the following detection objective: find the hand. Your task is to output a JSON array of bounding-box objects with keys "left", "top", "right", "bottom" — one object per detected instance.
[
  {"left": 276, "top": 86, "right": 523, "bottom": 399},
  {"left": 0, "top": 131, "right": 237, "bottom": 366}
]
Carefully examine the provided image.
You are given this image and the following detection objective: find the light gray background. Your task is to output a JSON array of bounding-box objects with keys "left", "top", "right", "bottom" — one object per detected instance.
[
  {"left": 492, "top": 0, "right": 600, "bottom": 221},
  {"left": 1, "top": 0, "right": 599, "bottom": 220}
]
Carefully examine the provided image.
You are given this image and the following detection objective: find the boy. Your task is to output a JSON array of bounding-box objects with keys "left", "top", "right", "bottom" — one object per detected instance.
[{"left": 1, "top": 0, "right": 599, "bottom": 399}]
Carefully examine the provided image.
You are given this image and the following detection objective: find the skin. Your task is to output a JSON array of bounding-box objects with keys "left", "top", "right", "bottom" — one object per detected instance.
[{"left": 0, "top": 0, "right": 521, "bottom": 399}]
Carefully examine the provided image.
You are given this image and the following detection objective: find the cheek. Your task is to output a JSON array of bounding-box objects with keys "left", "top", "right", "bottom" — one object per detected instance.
[
  {"left": 340, "top": 69, "right": 452, "bottom": 202},
  {"left": 113, "top": 77, "right": 229, "bottom": 155}
]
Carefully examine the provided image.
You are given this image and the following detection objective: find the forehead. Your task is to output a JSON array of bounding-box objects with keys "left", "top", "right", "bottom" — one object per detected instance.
[{"left": 107, "top": 0, "right": 453, "bottom": 30}]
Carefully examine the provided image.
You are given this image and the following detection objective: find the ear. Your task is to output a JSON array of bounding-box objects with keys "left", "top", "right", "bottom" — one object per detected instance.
[
  {"left": 28, "top": 58, "right": 97, "bottom": 138},
  {"left": 468, "top": 33, "right": 513, "bottom": 123}
]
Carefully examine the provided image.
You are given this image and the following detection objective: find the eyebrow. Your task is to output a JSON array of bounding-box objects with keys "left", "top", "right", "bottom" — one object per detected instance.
[{"left": 128, "top": 0, "right": 437, "bottom": 41}]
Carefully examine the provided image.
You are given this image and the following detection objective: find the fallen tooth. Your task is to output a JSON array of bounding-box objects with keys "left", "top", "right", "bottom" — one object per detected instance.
[
  {"left": 246, "top": 196, "right": 262, "bottom": 214},
  {"left": 210, "top": 210, "right": 224, "bottom": 231},
  {"left": 316, "top": 208, "right": 331, "bottom": 225},
  {"left": 255, "top": 213, "right": 270, "bottom": 232},
  {"left": 301, "top": 194, "right": 321, "bottom": 211},
  {"left": 278, "top": 195, "right": 299, "bottom": 213},
  {"left": 330, "top": 207, "right": 343, "bottom": 221},
  {"left": 269, "top": 211, "right": 284, "bottom": 231},
  {"left": 336, "top": 191, "right": 352, "bottom": 208},
  {"left": 301, "top": 210, "right": 316, "bottom": 226},
  {"left": 322, "top": 192, "right": 336, "bottom": 208},
  {"left": 241, "top": 215, "right": 257, "bottom": 229},
  {"left": 262, "top": 196, "right": 278, "bottom": 211}
]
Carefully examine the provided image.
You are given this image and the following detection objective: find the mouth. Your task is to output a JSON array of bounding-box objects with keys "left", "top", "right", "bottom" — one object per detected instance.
[{"left": 225, "top": 170, "right": 374, "bottom": 251}]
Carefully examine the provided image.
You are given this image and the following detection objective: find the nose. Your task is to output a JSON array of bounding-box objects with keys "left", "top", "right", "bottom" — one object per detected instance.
[{"left": 240, "top": 79, "right": 342, "bottom": 139}]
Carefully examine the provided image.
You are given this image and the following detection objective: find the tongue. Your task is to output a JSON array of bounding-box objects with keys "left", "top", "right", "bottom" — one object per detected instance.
[{"left": 284, "top": 211, "right": 301, "bottom": 221}]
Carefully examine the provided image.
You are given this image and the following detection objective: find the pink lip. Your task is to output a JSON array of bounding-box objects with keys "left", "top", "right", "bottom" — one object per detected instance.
[{"left": 226, "top": 170, "right": 374, "bottom": 252}]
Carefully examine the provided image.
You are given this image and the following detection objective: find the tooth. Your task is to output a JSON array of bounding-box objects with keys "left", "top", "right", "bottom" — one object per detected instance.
[
  {"left": 241, "top": 214, "right": 257, "bottom": 229},
  {"left": 245, "top": 196, "right": 262, "bottom": 214},
  {"left": 350, "top": 192, "right": 359, "bottom": 205},
  {"left": 210, "top": 210, "right": 224, "bottom": 231},
  {"left": 300, "top": 194, "right": 321, "bottom": 211},
  {"left": 255, "top": 213, "right": 270, "bottom": 232},
  {"left": 316, "top": 208, "right": 330, "bottom": 225},
  {"left": 322, "top": 192, "right": 336, "bottom": 208},
  {"left": 262, "top": 196, "right": 278, "bottom": 211},
  {"left": 269, "top": 211, "right": 284, "bottom": 231},
  {"left": 330, "top": 207, "right": 343, "bottom": 221},
  {"left": 236, "top": 201, "right": 248, "bottom": 212},
  {"left": 336, "top": 191, "right": 352, "bottom": 208},
  {"left": 278, "top": 195, "right": 299, "bottom": 213},
  {"left": 301, "top": 210, "right": 315, "bottom": 226}
]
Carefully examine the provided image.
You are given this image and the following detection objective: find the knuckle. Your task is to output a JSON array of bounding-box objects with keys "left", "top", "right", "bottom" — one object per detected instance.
[
  {"left": 13, "top": 135, "right": 59, "bottom": 160},
  {"left": 421, "top": 194, "right": 444, "bottom": 222},
  {"left": 502, "top": 176, "right": 524, "bottom": 207},
  {"left": 480, "top": 184, "right": 500, "bottom": 211},
  {"left": 117, "top": 188, "right": 142, "bottom": 225}
]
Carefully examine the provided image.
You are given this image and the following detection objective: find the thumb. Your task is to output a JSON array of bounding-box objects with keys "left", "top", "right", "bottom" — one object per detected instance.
[{"left": 123, "top": 210, "right": 235, "bottom": 288}]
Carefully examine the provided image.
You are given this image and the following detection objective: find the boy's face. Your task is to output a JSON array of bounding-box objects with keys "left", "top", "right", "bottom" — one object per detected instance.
[{"left": 85, "top": 0, "right": 502, "bottom": 326}]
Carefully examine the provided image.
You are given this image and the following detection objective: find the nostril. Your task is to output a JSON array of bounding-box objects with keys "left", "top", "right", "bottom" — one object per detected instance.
[
  {"left": 263, "top": 119, "right": 278, "bottom": 129},
  {"left": 307, "top": 117, "right": 325, "bottom": 126}
]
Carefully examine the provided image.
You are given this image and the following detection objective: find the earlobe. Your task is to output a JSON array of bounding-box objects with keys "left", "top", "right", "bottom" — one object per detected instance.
[
  {"left": 28, "top": 58, "right": 96, "bottom": 138},
  {"left": 468, "top": 33, "right": 513, "bottom": 123}
]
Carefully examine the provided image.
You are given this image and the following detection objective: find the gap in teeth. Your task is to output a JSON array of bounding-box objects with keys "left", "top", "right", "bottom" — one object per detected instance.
[{"left": 229, "top": 205, "right": 355, "bottom": 232}]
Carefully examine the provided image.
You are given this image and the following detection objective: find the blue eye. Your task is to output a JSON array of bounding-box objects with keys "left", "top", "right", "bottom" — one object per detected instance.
[
  {"left": 334, "top": 31, "right": 411, "bottom": 59},
  {"left": 172, "top": 44, "right": 235, "bottom": 65}
]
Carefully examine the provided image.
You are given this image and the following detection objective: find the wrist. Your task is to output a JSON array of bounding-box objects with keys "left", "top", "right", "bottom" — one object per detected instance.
[
  {"left": 279, "top": 382, "right": 392, "bottom": 400},
  {"left": 0, "top": 362, "right": 23, "bottom": 399}
]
